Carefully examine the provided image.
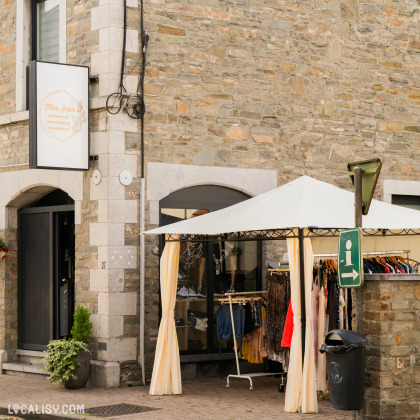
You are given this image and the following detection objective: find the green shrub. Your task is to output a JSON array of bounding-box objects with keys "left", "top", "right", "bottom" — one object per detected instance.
[
  {"left": 71, "top": 306, "right": 92, "bottom": 343},
  {"left": 43, "top": 339, "right": 89, "bottom": 387}
]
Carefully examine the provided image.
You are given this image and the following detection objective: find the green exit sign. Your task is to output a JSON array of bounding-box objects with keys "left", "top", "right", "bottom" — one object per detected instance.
[{"left": 338, "top": 228, "right": 363, "bottom": 288}]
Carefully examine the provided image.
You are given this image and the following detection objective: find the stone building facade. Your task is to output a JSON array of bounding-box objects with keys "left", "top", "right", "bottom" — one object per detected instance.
[{"left": 0, "top": 0, "right": 419, "bottom": 403}]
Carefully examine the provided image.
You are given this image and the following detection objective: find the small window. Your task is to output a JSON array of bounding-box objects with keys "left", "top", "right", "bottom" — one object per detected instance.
[
  {"left": 33, "top": 0, "right": 62, "bottom": 62},
  {"left": 392, "top": 195, "right": 420, "bottom": 211}
]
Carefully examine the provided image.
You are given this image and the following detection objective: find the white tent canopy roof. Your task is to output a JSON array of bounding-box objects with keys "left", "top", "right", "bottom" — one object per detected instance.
[{"left": 144, "top": 175, "right": 420, "bottom": 235}]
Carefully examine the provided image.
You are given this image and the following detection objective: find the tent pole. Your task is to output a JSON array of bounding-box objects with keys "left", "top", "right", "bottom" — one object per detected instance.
[{"left": 298, "top": 228, "right": 306, "bottom": 366}]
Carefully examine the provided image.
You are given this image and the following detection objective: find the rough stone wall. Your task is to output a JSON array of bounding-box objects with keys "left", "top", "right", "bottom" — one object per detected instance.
[
  {"left": 143, "top": 0, "right": 420, "bottom": 192},
  {"left": 67, "top": 0, "right": 99, "bottom": 65},
  {"left": 0, "top": 122, "right": 29, "bottom": 168},
  {"left": 363, "top": 278, "right": 420, "bottom": 419},
  {"left": 0, "top": 0, "right": 17, "bottom": 114}
]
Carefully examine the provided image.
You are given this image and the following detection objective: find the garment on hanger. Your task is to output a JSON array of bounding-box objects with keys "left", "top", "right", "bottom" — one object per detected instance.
[
  {"left": 327, "top": 270, "right": 339, "bottom": 331},
  {"left": 317, "top": 270, "right": 328, "bottom": 393},
  {"left": 363, "top": 256, "right": 413, "bottom": 274},
  {"left": 311, "top": 273, "right": 319, "bottom": 363},
  {"left": 240, "top": 305, "right": 267, "bottom": 364},
  {"left": 244, "top": 301, "right": 263, "bottom": 334},
  {"left": 281, "top": 301, "right": 293, "bottom": 348},
  {"left": 264, "top": 272, "right": 290, "bottom": 367},
  {"left": 216, "top": 304, "right": 245, "bottom": 355}
]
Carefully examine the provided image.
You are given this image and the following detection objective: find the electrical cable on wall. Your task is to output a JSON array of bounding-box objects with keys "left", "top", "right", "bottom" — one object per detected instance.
[{"left": 106, "top": 0, "right": 146, "bottom": 119}]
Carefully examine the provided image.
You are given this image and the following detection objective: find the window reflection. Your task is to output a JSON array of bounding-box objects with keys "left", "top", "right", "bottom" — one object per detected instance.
[
  {"left": 37, "top": 0, "right": 60, "bottom": 62},
  {"left": 214, "top": 241, "right": 258, "bottom": 295}
]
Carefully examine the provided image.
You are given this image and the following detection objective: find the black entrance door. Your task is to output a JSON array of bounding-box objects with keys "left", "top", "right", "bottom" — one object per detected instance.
[{"left": 18, "top": 205, "right": 75, "bottom": 351}]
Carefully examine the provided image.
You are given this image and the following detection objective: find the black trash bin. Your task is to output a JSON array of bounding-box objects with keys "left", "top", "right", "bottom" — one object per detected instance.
[{"left": 320, "top": 329, "right": 368, "bottom": 410}]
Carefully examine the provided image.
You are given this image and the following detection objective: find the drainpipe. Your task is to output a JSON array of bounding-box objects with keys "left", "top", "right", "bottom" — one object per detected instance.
[
  {"left": 139, "top": 0, "right": 147, "bottom": 386},
  {"left": 140, "top": 178, "right": 145, "bottom": 385}
]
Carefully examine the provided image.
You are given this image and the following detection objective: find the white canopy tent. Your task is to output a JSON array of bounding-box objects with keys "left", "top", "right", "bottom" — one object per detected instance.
[
  {"left": 146, "top": 175, "right": 420, "bottom": 235},
  {"left": 144, "top": 175, "right": 420, "bottom": 412}
]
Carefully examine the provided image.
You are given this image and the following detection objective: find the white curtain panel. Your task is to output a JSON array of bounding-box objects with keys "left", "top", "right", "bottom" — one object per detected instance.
[
  {"left": 149, "top": 236, "right": 182, "bottom": 395},
  {"left": 301, "top": 238, "right": 318, "bottom": 413},
  {"left": 284, "top": 235, "right": 303, "bottom": 412}
]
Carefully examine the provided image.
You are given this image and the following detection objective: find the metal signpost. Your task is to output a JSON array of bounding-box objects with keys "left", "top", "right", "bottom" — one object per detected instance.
[
  {"left": 338, "top": 228, "right": 363, "bottom": 288},
  {"left": 346, "top": 158, "right": 381, "bottom": 420}
]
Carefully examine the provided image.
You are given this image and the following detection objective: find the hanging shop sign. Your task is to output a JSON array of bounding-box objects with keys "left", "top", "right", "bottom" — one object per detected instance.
[
  {"left": 338, "top": 228, "right": 363, "bottom": 288},
  {"left": 29, "top": 61, "right": 89, "bottom": 170}
]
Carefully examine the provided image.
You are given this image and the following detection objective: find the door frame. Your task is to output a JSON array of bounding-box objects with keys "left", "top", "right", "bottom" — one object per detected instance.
[{"left": 18, "top": 204, "right": 74, "bottom": 350}]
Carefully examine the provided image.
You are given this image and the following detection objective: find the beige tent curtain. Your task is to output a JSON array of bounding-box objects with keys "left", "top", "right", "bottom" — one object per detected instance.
[
  {"left": 284, "top": 233, "right": 318, "bottom": 413},
  {"left": 284, "top": 235, "right": 303, "bottom": 412},
  {"left": 149, "top": 235, "right": 182, "bottom": 395},
  {"left": 317, "top": 286, "right": 328, "bottom": 393},
  {"left": 301, "top": 238, "right": 318, "bottom": 413}
]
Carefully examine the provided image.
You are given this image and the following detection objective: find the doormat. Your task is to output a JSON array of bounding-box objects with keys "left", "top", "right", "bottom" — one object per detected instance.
[{"left": 85, "top": 403, "right": 160, "bottom": 417}]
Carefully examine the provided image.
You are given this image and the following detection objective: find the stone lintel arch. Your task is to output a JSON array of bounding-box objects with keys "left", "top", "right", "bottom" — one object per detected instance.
[
  {"left": 0, "top": 169, "right": 83, "bottom": 230},
  {"left": 146, "top": 162, "right": 278, "bottom": 225}
]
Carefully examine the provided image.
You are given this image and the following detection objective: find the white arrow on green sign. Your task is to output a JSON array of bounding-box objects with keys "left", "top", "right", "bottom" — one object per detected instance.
[{"left": 338, "top": 228, "right": 363, "bottom": 288}]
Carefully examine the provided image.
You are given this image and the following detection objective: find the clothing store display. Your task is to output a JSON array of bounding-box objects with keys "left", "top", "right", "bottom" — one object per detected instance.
[
  {"left": 264, "top": 272, "right": 290, "bottom": 367},
  {"left": 314, "top": 259, "right": 353, "bottom": 395}
]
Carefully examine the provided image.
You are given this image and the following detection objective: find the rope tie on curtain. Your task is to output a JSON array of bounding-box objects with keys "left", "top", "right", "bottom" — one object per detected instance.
[{"left": 161, "top": 310, "right": 175, "bottom": 319}]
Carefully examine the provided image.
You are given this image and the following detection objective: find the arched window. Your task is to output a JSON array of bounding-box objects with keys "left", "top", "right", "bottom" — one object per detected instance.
[{"left": 160, "top": 185, "right": 262, "bottom": 354}]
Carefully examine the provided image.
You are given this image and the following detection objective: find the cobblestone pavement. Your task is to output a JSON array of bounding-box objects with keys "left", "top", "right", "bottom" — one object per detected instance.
[{"left": 0, "top": 375, "right": 354, "bottom": 420}]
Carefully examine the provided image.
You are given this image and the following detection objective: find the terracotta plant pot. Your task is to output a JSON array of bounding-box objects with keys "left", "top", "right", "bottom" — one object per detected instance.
[{"left": 64, "top": 349, "right": 92, "bottom": 389}]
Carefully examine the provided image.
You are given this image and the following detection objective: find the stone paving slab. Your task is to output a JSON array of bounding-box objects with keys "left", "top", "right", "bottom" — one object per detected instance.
[{"left": 0, "top": 375, "right": 355, "bottom": 420}]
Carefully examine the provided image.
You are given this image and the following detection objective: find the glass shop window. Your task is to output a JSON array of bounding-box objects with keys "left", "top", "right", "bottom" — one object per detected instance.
[
  {"left": 159, "top": 186, "right": 262, "bottom": 354},
  {"left": 34, "top": 0, "right": 61, "bottom": 62}
]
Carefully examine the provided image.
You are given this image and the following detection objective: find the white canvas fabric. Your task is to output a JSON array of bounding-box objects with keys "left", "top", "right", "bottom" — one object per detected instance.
[
  {"left": 149, "top": 236, "right": 182, "bottom": 395},
  {"left": 143, "top": 176, "right": 420, "bottom": 235}
]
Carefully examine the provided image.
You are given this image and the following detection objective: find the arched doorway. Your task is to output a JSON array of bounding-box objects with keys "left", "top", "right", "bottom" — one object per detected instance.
[
  {"left": 18, "top": 189, "right": 75, "bottom": 350},
  {"left": 159, "top": 185, "right": 263, "bottom": 355}
]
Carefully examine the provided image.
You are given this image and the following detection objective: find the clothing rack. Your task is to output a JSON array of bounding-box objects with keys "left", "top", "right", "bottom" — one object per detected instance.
[
  {"left": 219, "top": 291, "right": 279, "bottom": 391},
  {"left": 314, "top": 250, "right": 411, "bottom": 260}
]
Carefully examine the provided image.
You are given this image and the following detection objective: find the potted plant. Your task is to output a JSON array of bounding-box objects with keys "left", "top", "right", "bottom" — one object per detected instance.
[
  {"left": 0, "top": 237, "right": 8, "bottom": 260},
  {"left": 43, "top": 306, "right": 93, "bottom": 389}
]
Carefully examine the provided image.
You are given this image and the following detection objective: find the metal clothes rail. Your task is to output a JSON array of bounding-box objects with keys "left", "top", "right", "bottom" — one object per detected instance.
[
  {"left": 219, "top": 291, "right": 279, "bottom": 391},
  {"left": 314, "top": 250, "right": 411, "bottom": 260}
]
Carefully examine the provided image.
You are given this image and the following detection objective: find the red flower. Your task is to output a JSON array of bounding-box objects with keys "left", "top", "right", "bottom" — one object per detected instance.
[
  {"left": 1, "top": 255, "right": 6, "bottom": 260},
  {"left": 1, "top": 248, "right": 8, "bottom": 253}
]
